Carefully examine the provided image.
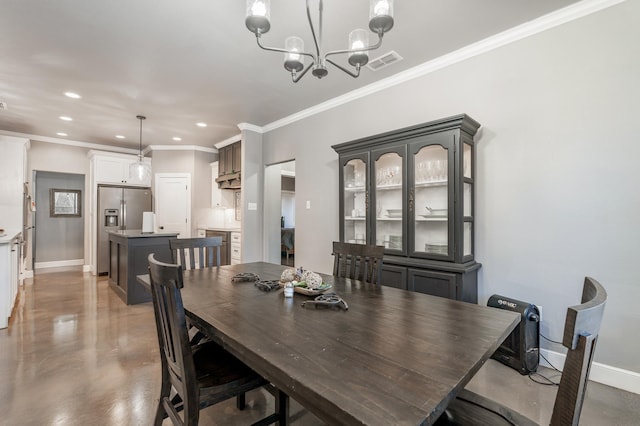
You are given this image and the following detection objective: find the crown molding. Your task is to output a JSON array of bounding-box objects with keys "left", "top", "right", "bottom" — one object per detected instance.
[
  {"left": 0, "top": 129, "right": 138, "bottom": 154},
  {"left": 146, "top": 144, "right": 217, "bottom": 154},
  {"left": 262, "top": 0, "right": 627, "bottom": 133},
  {"left": 237, "top": 122, "right": 263, "bottom": 133}
]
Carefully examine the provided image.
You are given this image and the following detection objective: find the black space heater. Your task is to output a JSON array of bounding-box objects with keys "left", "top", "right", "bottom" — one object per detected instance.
[{"left": 487, "top": 295, "right": 540, "bottom": 375}]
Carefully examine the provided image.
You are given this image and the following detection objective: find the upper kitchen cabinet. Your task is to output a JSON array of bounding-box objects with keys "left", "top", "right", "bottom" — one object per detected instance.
[
  {"left": 218, "top": 141, "right": 241, "bottom": 176},
  {"left": 89, "top": 151, "right": 152, "bottom": 187},
  {"left": 332, "top": 115, "right": 481, "bottom": 303},
  {"left": 0, "top": 136, "right": 28, "bottom": 231},
  {"left": 215, "top": 141, "right": 241, "bottom": 189}
]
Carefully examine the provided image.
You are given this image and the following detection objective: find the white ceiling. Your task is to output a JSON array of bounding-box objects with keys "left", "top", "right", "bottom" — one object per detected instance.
[{"left": 0, "top": 0, "right": 581, "bottom": 150}]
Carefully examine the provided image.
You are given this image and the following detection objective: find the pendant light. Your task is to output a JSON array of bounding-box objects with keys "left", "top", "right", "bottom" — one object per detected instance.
[{"left": 130, "top": 115, "right": 152, "bottom": 182}]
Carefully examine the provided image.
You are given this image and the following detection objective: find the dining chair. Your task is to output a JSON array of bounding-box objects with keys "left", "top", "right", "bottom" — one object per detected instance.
[
  {"left": 169, "top": 237, "right": 223, "bottom": 270},
  {"left": 435, "top": 276, "right": 607, "bottom": 426},
  {"left": 147, "top": 254, "right": 287, "bottom": 426},
  {"left": 169, "top": 237, "right": 224, "bottom": 344},
  {"left": 332, "top": 241, "right": 385, "bottom": 285}
]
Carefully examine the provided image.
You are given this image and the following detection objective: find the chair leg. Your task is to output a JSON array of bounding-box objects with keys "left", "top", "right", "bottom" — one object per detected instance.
[
  {"left": 237, "top": 392, "right": 246, "bottom": 410},
  {"left": 153, "top": 400, "right": 166, "bottom": 426}
]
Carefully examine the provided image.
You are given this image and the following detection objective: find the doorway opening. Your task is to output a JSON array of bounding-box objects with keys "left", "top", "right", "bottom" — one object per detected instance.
[{"left": 264, "top": 160, "right": 295, "bottom": 266}]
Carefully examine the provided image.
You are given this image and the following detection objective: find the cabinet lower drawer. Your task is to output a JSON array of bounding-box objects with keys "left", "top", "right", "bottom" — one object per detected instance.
[
  {"left": 381, "top": 265, "right": 407, "bottom": 290},
  {"left": 408, "top": 269, "right": 457, "bottom": 299},
  {"left": 380, "top": 259, "right": 479, "bottom": 303},
  {"left": 230, "top": 242, "right": 241, "bottom": 261}
]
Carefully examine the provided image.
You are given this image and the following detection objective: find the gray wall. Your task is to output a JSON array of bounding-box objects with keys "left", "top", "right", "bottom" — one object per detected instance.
[
  {"left": 34, "top": 171, "right": 85, "bottom": 263},
  {"left": 28, "top": 141, "right": 92, "bottom": 270},
  {"left": 151, "top": 149, "right": 216, "bottom": 236},
  {"left": 257, "top": 2, "right": 639, "bottom": 374},
  {"left": 240, "top": 129, "right": 264, "bottom": 263}
]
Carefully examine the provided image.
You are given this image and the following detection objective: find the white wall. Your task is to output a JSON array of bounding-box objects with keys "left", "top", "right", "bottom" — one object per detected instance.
[{"left": 259, "top": 1, "right": 640, "bottom": 375}]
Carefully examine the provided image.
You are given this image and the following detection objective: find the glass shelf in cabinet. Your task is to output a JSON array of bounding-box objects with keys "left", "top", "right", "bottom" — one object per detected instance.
[
  {"left": 375, "top": 183, "right": 402, "bottom": 191},
  {"left": 415, "top": 180, "right": 447, "bottom": 188},
  {"left": 416, "top": 216, "right": 448, "bottom": 222},
  {"left": 346, "top": 216, "right": 366, "bottom": 221},
  {"left": 377, "top": 216, "right": 402, "bottom": 221},
  {"left": 345, "top": 186, "right": 366, "bottom": 192}
]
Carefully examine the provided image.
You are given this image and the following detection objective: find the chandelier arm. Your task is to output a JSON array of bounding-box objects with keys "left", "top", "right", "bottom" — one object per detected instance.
[
  {"left": 291, "top": 62, "right": 315, "bottom": 83},
  {"left": 306, "top": 0, "right": 322, "bottom": 58},
  {"left": 255, "top": 34, "right": 316, "bottom": 61},
  {"left": 324, "top": 32, "right": 384, "bottom": 59},
  {"left": 326, "top": 58, "right": 361, "bottom": 78}
]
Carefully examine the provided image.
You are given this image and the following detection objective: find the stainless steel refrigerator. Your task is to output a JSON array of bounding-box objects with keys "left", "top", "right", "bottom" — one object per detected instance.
[{"left": 97, "top": 185, "right": 152, "bottom": 275}]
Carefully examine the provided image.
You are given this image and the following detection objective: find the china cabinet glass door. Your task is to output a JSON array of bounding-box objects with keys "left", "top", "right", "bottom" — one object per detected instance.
[
  {"left": 373, "top": 148, "right": 405, "bottom": 253},
  {"left": 343, "top": 157, "right": 368, "bottom": 244},
  {"left": 462, "top": 142, "right": 474, "bottom": 258},
  {"left": 410, "top": 138, "right": 453, "bottom": 259}
]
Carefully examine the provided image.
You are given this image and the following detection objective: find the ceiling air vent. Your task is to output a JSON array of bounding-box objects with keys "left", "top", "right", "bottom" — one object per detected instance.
[{"left": 367, "top": 51, "right": 403, "bottom": 71}]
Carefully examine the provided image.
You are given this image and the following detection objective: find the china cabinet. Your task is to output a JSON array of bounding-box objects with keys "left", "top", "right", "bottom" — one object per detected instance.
[{"left": 332, "top": 114, "right": 481, "bottom": 302}]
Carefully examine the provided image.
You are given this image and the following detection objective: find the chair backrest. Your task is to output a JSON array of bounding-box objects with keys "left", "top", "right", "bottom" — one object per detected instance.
[
  {"left": 169, "top": 237, "right": 222, "bottom": 270},
  {"left": 332, "top": 241, "right": 385, "bottom": 285},
  {"left": 147, "top": 254, "right": 198, "bottom": 418},
  {"left": 550, "top": 276, "right": 607, "bottom": 426}
]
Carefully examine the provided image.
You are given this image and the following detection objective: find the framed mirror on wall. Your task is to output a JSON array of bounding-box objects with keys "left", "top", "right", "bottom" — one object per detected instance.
[{"left": 50, "top": 189, "right": 81, "bottom": 217}]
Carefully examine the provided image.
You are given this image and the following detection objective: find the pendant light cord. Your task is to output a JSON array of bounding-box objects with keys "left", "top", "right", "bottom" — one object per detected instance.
[{"left": 136, "top": 115, "right": 146, "bottom": 160}]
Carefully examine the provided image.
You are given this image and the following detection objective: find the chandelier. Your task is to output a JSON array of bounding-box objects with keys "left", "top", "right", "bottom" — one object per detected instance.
[
  {"left": 245, "top": 0, "right": 394, "bottom": 82},
  {"left": 129, "top": 115, "right": 152, "bottom": 182}
]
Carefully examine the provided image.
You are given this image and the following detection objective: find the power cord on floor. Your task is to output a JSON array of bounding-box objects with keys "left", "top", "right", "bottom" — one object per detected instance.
[{"left": 527, "top": 333, "right": 563, "bottom": 386}]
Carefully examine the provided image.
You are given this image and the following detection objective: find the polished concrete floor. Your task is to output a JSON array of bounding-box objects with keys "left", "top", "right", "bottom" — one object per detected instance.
[{"left": 1, "top": 268, "right": 638, "bottom": 425}]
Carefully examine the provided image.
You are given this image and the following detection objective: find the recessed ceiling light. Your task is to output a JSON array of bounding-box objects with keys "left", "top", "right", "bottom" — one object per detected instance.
[
  {"left": 64, "top": 92, "right": 81, "bottom": 99},
  {"left": 196, "top": 122, "right": 207, "bottom": 128},
  {"left": 172, "top": 137, "right": 182, "bottom": 141},
  {"left": 59, "top": 116, "right": 73, "bottom": 121},
  {"left": 56, "top": 132, "right": 68, "bottom": 137},
  {"left": 115, "top": 135, "right": 126, "bottom": 139}
]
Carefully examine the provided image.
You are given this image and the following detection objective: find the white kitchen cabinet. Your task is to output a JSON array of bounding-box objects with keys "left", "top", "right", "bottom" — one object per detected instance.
[
  {"left": 230, "top": 232, "right": 241, "bottom": 264},
  {"left": 91, "top": 152, "right": 152, "bottom": 186},
  {"left": 0, "top": 136, "right": 28, "bottom": 231},
  {"left": 1, "top": 232, "right": 22, "bottom": 329}
]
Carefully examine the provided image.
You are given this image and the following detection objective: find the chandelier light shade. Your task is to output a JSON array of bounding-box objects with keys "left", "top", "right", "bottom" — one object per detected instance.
[
  {"left": 245, "top": 0, "right": 394, "bottom": 82},
  {"left": 129, "top": 115, "right": 152, "bottom": 182},
  {"left": 284, "top": 36, "right": 305, "bottom": 72}
]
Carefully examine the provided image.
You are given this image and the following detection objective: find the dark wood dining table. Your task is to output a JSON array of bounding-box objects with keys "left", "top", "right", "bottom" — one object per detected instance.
[{"left": 138, "top": 262, "right": 520, "bottom": 425}]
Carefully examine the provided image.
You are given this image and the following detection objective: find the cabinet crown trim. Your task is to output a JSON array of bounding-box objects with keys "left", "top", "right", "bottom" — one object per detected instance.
[{"left": 332, "top": 114, "right": 480, "bottom": 154}]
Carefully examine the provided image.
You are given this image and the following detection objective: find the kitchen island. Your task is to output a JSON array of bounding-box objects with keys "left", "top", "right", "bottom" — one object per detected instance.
[{"left": 107, "top": 230, "right": 178, "bottom": 305}]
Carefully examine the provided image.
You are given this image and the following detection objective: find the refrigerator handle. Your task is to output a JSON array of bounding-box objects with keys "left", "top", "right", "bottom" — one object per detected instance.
[{"left": 121, "top": 199, "right": 127, "bottom": 230}]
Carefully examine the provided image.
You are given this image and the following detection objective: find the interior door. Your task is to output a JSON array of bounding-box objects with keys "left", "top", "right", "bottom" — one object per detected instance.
[{"left": 155, "top": 173, "right": 190, "bottom": 238}]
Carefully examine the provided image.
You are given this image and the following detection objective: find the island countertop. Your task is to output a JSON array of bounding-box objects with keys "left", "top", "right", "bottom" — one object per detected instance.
[{"left": 106, "top": 229, "right": 179, "bottom": 238}]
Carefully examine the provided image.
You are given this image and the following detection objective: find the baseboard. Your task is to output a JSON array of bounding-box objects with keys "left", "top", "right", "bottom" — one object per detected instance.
[
  {"left": 541, "top": 348, "right": 640, "bottom": 395},
  {"left": 82, "top": 264, "right": 91, "bottom": 273},
  {"left": 34, "top": 259, "right": 84, "bottom": 270}
]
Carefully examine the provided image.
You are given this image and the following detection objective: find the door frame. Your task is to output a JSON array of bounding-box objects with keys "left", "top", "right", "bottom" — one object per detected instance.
[{"left": 154, "top": 173, "right": 191, "bottom": 238}]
